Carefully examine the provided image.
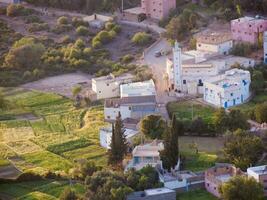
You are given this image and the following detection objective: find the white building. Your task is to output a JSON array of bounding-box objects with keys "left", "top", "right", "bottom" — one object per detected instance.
[
  {"left": 125, "top": 140, "right": 164, "bottom": 171},
  {"left": 127, "top": 187, "right": 176, "bottom": 200},
  {"left": 264, "top": 31, "right": 267, "bottom": 64},
  {"left": 196, "top": 31, "right": 233, "bottom": 55},
  {"left": 99, "top": 126, "right": 139, "bottom": 149},
  {"left": 247, "top": 165, "right": 267, "bottom": 196},
  {"left": 120, "top": 79, "right": 156, "bottom": 98},
  {"left": 166, "top": 41, "right": 255, "bottom": 95},
  {"left": 104, "top": 95, "right": 157, "bottom": 121},
  {"left": 92, "top": 73, "right": 133, "bottom": 100},
  {"left": 203, "top": 68, "right": 251, "bottom": 108}
]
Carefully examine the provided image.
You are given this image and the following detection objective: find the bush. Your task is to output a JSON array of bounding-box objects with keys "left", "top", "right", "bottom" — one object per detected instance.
[
  {"left": 23, "top": 70, "right": 32, "bottom": 79},
  {"left": 24, "top": 15, "right": 42, "bottom": 24},
  {"left": 108, "top": 30, "right": 117, "bottom": 39},
  {"left": 105, "top": 22, "right": 115, "bottom": 31},
  {"left": 74, "top": 39, "right": 85, "bottom": 49},
  {"left": 112, "top": 25, "right": 121, "bottom": 33},
  {"left": 57, "top": 16, "right": 69, "bottom": 25},
  {"left": 6, "top": 4, "right": 32, "bottom": 17},
  {"left": 60, "top": 35, "right": 73, "bottom": 44},
  {"left": 92, "top": 38, "right": 102, "bottom": 49},
  {"left": 17, "top": 172, "right": 43, "bottom": 182},
  {"left": 72, "top": 17, "right": 88, "bottom": 27},
  {"left": 97, "top": 30, "right": 111, "bottom": 43},
  {"left": 230, "top": 42, "right": 255, "bottom": 56},
  {"left": 131, "top": 32, "right": 152, "bottom": 45},
  {"left": 76, "top": 25, "right": 89, "bottom": 36},
  {"left": 32, "top": 68, "right": 43, "bottom": 78},
  {"left": 0, "top": 7, "right": 7, "bottom": 15},
  {"left": 255, "top": 103, "right": 267, "bottom": 123},
  {"left": 51, "top": 24, "right": 72, "bottom": 34},
  {"left": 121, "top": 54, "right": 134, "bottom": 64},
  {"left": 28, "top": 23, "right": 49, "bottom": 32}
]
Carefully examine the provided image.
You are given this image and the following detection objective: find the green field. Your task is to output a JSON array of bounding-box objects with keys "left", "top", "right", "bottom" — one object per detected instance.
[
  {"left": 0, "top": 88, "right": 108, "bottom": 176},
  {"left": 0, "top": 180, "right": 85, "bottom": 200},
  {"left": 177, "top": 189, "right": 218, "bottom": 200},
  {"left": 167, "top": 101, "right": 216, "bottom": 123}
]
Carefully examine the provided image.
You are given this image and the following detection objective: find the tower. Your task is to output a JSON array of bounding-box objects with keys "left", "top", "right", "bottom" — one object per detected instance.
[
  {"left": 173, "top": 41, "right": 182, "bottom": 91},
  {"left": 264, "top": 31, "right": 267, "bottom": 64}
]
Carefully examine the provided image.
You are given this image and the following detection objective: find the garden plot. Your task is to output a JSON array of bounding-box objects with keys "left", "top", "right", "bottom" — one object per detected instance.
[
  {"left": 1, "top": 127, "right": 35, "bottom": 142},
  {"left": 5, "top": 141, "right": 42, "bottom": 155}
]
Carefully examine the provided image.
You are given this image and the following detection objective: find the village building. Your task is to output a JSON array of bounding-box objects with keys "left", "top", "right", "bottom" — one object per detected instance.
[
  {"left": 231, "top": 16, "right": 267, "bottom": 44},
  {"left": 0, "top": 0, "right": 21, "bottom": 3},
  {"left": 264, "top": 31, "right": 267, "bottom": 64},
  {"left": 120, "top": 79, "right": 156, "bottom": 98},
  {"left": 127, "top": 187, "right": 176, "bottom": 200},
  {"left": 166, "top": 42, "right": 254, "bottom": 95},
  {"left": 125, "top": 140, "right": 164, "bottom": 171},
  {"left": 99, "top": 126, "right": 139, "bottom": 149},
  {"left": 123, "top": 0, "right": 176, "bottom": 21},
  {"left": 91, "top": 73, "right": 133, "bottom": 100},
  {"left": 203, "top": 68, "right": 251, "bottom": 108},
  {"left": 83, "top": 14, "right": 114, "bottom": 29},
  {"left": 104, "top": 95, "right": 157, "bottom": 121},
  {"left": 247, "top": 165, "right": 267, "bottom": 196},
  {"left": 104, "top": 80, "right": 157, "bottom": 121},
  {"left": 196, "top": 31, "right": 233, "bottom": 55},
  {"left": 205, "top": 163, "right": 244, "bottom": 198}
]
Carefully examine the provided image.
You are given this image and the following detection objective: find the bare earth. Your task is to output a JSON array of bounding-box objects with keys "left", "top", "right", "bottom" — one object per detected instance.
[{"left": 21, "top": 72, "right": 92, "bottom": 98}]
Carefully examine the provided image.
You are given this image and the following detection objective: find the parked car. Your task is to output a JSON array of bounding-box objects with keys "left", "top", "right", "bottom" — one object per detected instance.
[{"left": 154, "top": 51, "right": 161, "bottom": 57}]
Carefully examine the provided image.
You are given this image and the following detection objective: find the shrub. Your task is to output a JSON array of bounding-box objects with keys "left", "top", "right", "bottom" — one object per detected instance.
[
  {"left": 0, "top": 7, "right": 7, "bottom": 15},
  {"left": 74, "top": 39, "right": 85, "bottom": 49},
  {"left": 28, "top": 23, "right": 49, "bottom": 32},
  {"left": 17, "top": 172, "right": 43, "bottom": 182},
  {"left": 23, "top": 70, "right": 32, "bottom": 79},
  {"left": 51, "top": 24, "right": 72, "bottom": 34},
  {"left": 32, "top": 68, "right": 43, "bottom": 78},
  {"left": 83, "top": 47, "right": 92, "bottom": 57},
  {"left": 57, "top": 16, "right": 69, "bottom": 25},
  {"left": 76, "top": 25, "right": 89, "bottom": 36},
  {"left": 108, "top": 30, "right": 117, "bottom": 39},
  {"left": 255, "top": 103, "right": 267, "bottom": 123},
  {"left": 121, "top": 54, "right": 134, "bottom": 64},
  {"left": 112, "top": 25, "right": 121, "bottom": 33},
  {"left": 60, "top": 35, "right": 73, "bottom": 44},
  {"left": 92, "top": 38, "right": 102, "bottom": 49},
  {"left": 6, "top": 4, "right": 32, "bottom": 17},
  {"left": 131, "top": 32, "right": 152, "bottom": 45},
  {"left": 97, "top": 30, "right": 111, "bottom": 43},
  {"left": 24, "top": 15, "right": 42, "bottom": 24},
  {"left": 72, "top": 17, "right": 88, "bottom": 27},
  {"left": 105, "top": 22, "right": 115, "bottom": 31}
]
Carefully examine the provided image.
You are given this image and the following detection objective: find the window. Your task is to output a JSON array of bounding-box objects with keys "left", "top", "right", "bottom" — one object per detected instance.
[
  {"left": 107, "top": 83, "right": 109, "bottom": 86},
  {"left": 99, "top": 91, "right": 101, "bottom": 93},
  {"left": 198, "top": 44, "right": 201, "bottom": 47},
  {"left": 183, "top": 80, "right": 186, "bottom": 84},
  {"left": 129, "top": 107, "right": 131, "bottom": 110},
  {"left": 107, "top": 116, "right": 110, "bottom": 119},
  {"left": 231, "top": 93, "right": 233, "bottom": 96}
]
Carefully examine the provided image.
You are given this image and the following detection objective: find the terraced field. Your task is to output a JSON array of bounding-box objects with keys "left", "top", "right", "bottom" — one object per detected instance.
[{"left": 0, "top": 88, "right": 108, "bottom": 177}]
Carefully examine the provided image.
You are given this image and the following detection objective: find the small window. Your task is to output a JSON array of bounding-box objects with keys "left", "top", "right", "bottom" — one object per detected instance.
[
  {"left": 231, "top": 93, "right": 233, "bottom": 96},
  {"left": 183, "top": 80, "right": 186, "bottom": 84},
  {"left": 129, "top": 107, "right": 131, "bottom": 110},
  {"left": 99, "top": 91, "right": 101, "bottom": 93},
  {"left": 107, "top": 83, "right": 109, "bottom": 86}
]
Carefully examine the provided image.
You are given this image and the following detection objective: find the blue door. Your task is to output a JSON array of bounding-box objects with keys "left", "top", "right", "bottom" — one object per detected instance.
[
  {"left": 265, "top": 58, "right": 267, "bottom": 64},
  {"left": 224, "top": 102, "right": 228, "bottom": 108},
  {"left": 241, "top": 95, "right": 244, "bottom": 103},
  {"left": 233, "top": 99, "right": 236, "bottom": 105}
]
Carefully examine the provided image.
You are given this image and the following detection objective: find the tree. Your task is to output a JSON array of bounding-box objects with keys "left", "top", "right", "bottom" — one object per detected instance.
[
  {"left": 190, "top": 117, "right": 206, "bottom": 135},
  {"left": 223, "top": 129, "right": 264, "bottom": 170},
  {"left": 228, "top": 109, "right": 249, "bottom": 131},
  {"left": 140, "top": 115, "right": 166, "bottom": 139},
  {"left": 213, "top": 108, "right": 229, "bottom": 133},
  {"left": 59, "top": 188, "right": 77, "bottom": 200},
  {"left": 72, "top": 85, "right": 82, "bottom": 97},
  {"left": 4, "top": 37, "right": 45, "bottom": 69},
  {"left": 219, "top": 176, "right": 264, "bottom": 200},
  {"left": 251, "top": 70, "right": 265, "bottom": 94},
  {"left": 160, "top": 115, "right": 181, "bottom": 171},
  {"left": 255, "top": 103, "right": 267, "bottom": 123},
  {"left": 131, "top": 32, "right": 152, "bottom": 46},
  {"left": 108, "top": 112, "right": 128, "bottom": 165}
]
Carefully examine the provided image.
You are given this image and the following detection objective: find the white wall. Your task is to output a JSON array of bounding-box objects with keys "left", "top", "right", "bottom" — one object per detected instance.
[
  {"left": 104, "top": 106, "right": 132, "bottom": 121},
  {"left": 197, "top": 41, "right": 233, "bottom": 55}
]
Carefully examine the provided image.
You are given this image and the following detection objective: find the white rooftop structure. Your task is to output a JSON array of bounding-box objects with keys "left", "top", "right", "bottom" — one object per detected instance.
[
  {"left": 145, "top": 188, "right": 175, "bottom": 196},
  {"left": 247, "top": 165, "right": 267, "bottom": 176},
  {"left": 132, "top": 141, "right": 164, "bottom": 157},
  {"left": 120, "top": 79, "right": 156, "bottom": 98}
]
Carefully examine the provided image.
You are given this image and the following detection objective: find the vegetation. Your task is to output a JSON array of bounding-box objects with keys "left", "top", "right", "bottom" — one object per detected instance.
[
  {"left": 131, "top": 32, "right": 152, "bottom": 46},
  {"left": 160, "top": 115, "right": 181, "bottom": 171},
  {"left": 6, "top": 4, "right": 33, "bottom": 17},
  {"left": 254, "top": 102, "right": 267, "bottom": 123},
  {"left": 140, "top": 115, "right": 166, "bottom": 139},
  {"left": 76, "top": 25, "right": 89, "bottom": 36},
  {"left": 219, "top": 176, "right": 264, "bottom": 200},
  {"left": 177, "top": 189, "right": 218, "bottom": 200},
  {"left": 59, "top": 187, "right": 77, "bottom": 200},
  {"left": 108, "top": 113, "right": 128, "bottom": 166},
  {"left": 223, "top": 129, "right": 264, "bottom": 170}
]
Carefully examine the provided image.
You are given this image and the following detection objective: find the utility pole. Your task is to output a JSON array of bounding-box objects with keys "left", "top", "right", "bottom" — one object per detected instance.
[{"left": 121, "top": 0, "right": 124, "bottom": 13}]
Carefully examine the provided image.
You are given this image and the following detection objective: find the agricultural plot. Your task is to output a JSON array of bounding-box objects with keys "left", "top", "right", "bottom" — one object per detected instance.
[
  {"left": 167, "top": 100, "right": 216, "bottom": 123},
  {"left": 0, "top": 88, "right": 108, "bottom": 176}
]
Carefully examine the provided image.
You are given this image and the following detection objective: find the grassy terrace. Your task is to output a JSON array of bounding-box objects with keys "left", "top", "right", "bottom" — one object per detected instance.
[
  {"left": 0, "top": 88, "right": 108, "bottom": 175},
  {"left": 0, "top": 180, "right": 85, "bottom": 200},
  {"left": 167, "top": 100, "right": 216, "bottom": 123},
  {"left": 177, "top": 189, "right": 218, "bottom": 200}
]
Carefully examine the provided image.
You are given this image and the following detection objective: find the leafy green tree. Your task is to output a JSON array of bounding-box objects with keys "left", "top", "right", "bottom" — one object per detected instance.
[
  {"left": 131, "top": 32, "right": 152, "bottom": 45},
  {"left": 108, "top": 112, "right": 128, "bottom": 165},
  {"left": 213, "top": 108, "right": 229, "bottom": 133},
  {"left": 223, "top": 129, "right": 264, "bottom": 170},
  {"left": 219, "top": 176, "right": 264, "bottom": 200},
  {"left": 72, "top": 85, "right": 82, "bottom": 97},
  {"left": 251, "top": 70, "right": 265, "bottom": 94},
  {"left": 111, "top": 186, "right": 133, "bottom": 200},
  {"left": 160, "top": 115, "right": 180, "bottom": 171},
  {"left": 140, "top": 115, "right": 166, "bottom": 139},
  {"left": 190, "top": 117, "right": 206, "bottom": 135},
  {"left": 228, "top": 109, "right": 249, "bottom": 131},
  {"left": 59, "top": 188, "right": 77, "bottom": 200},
  {"left": 254, "top": 103, "right": 267, "bottom": 123},
  {"left": 4, "top": 37, "right": 45, "bottom": 69}
]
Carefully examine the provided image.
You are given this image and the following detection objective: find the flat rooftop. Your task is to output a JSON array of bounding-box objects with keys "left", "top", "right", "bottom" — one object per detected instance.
[
  {"left": 232, "top": 16, "right": 267, "bottom": 23},
  {"left": 120, "top": 79, "right": 156, "bottom": 98},
  {"left": 248, "top": 165, "right": 267, "bottom": 175},
  {"left": 197, "top": 31, "right": 232, "bottom": 45},
  {"left": 133, "top": 141, "right": 164, "bottom": 157},
  {"left": 93, "top": 73, "right": 133, "bottom": 82},
  {"left": 145, "top": 187, "right": 175, "bottom": 196}
]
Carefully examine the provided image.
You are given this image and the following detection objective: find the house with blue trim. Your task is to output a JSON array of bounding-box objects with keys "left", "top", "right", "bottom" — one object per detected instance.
[{"left": 203, "top": 68, "right": 251, "bottom": 108}]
